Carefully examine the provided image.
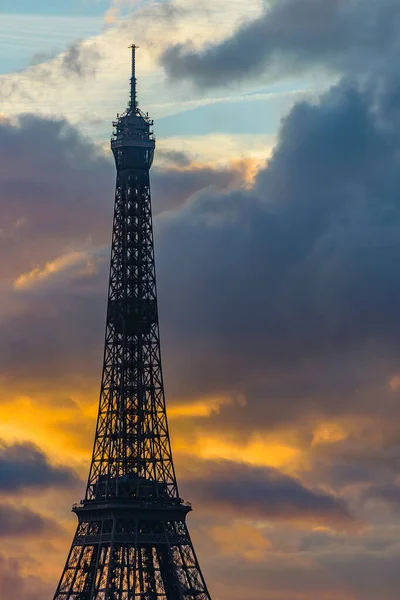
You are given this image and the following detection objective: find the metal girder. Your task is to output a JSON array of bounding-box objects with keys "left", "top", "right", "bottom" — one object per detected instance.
[{"left": 86, "top": 169, "right": 178, "bottom": 503}]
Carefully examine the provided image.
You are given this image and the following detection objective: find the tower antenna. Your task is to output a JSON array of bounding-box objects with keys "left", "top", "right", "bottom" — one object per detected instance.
[{"left": 129, "top": 43, "right": 139, "bottom": 111}]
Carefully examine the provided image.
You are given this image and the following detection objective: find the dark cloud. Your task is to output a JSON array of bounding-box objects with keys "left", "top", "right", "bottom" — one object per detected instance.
[
  {"left": 0, "top": 116, "right": 242, "bottom": 281},
  {"left": 0, "top": 115, "right": 248, "bottom": 387},
  {"left": 206, "top": 544, "right": 400, "bottom": 600},
  {"left": 2, "top": 9, "right": 400, "bottom": 600},
  {"left": 155, "top": 149, "right": 192, "bottom": 167},
  {"left": 161, "top": 0, "right": 400, "bottom": 87},
  {"left": 0, "top": 554, "right": 51, "bottom": 600},
  {"left": 364, "top": 483, "right": 400, "bottom": 510},
  {"left": 2, "top": 71, "right": 400, "bottom": 434},
  {"left": 307, "top": 434, "right": 400, "bottom": 494},
  {"left": 153, "top": 69, "right": 400, "bottom": 432},
  {"left": 4, "top": 57, "right": 400, "bottom": 444},
  {"left": 3, "top": 13, "right": 400, "bottom": 600},
  {"left": 182, "top": 460, "right": 355, "bottom": 529},
  {"left": 317, "top": 546, "right": 400, "bottom": 600},
  {"left": 152, "top": 161, "right": 250, "bottom": 214},
  {"left": 0, "top": 503, "right": 59, "bottom": 537},
  {"left": 0, "top": 439, "right": 79, "bottom": 493},
  {"left": 0, "top": 114, "right": 113, "bottom": 281},
  {"left": 0, "top": 115, "right": 114, "bottom": 382},
  {"left": 3, "top": 68, "right": 400, "bottom": 442}
]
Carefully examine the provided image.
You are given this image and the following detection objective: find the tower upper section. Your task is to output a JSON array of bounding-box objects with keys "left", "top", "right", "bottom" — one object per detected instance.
[{"left": 111, "top": 45, "right": 155, "bottom": 171}]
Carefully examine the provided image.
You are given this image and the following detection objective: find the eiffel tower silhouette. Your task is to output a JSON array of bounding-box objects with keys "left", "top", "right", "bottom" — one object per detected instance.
[{"left": 53, "top": 46, "right": 212, "bottom": 600}]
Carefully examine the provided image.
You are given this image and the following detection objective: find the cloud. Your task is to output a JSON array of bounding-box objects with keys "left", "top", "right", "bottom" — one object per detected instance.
[
  {"left": 0, "top": 114, "right": 248, "bottom": 280},
  {"left": 160, "top": 0, "right": 400, "bottom": 87},
  {"left": 316, "top": 545, "right": 400, "bottom": 600},
  {"left": 3, "top": 66, "right": 400, "bottom": 441},
  {"left": 0, "top": 0, "right": 268, "bottom": 133},
  {"left": 151, "top": 160, "right": 254, "bottom": 214},
  {"left": 0, "top": 114, "right": 113, "bottom": 280},
  {"left": 203, "top": 544, "right": 400, "bottom": 600},
  {"left": 0, "top": 503, "right": 59, "bottom": 538},
  {"left": 1, "top": 38, "right": 102, "bottom": 108},
  {"left": 210, "top": 521, "right": 271, "bottom": 560},
  {"left": 29, "top": 39, "right": 101, "bottom": 81},
  {"left": 364, "top": 483, "right": 400, "bottom": 510},
  {"left": 182, "top": 460, "right": 356, "bottom": 530},
  {"left": 14, "top": 249, "right": 104, "bottom": 290},
  {"left": 104, "top": 0, "right": 142, "bottom": 25},
  {"left": 61, "top": 39, "right": 101, "bottom": 78},
  {"left": 152, "top": 66, "right": 400, "bottom": 436},
  {"left": 2, "top": 69, "right": 400, "bottom": 436},
  {"left": 0, "top": 439, "right": 80, "bottom": 493},
  {"left": 2, "top": 7, "right": 400, "bottom": 600},
  {"left": 0, "top": 554, "right": 51, "bottom": 600},
  {"left": 0, "top": 114, "right": 260, "bottom": 389}
]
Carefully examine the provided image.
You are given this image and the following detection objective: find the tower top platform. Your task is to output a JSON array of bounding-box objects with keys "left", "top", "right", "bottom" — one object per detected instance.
[{"left": 111, "top": 46, "right": 155, "bottom": 168}]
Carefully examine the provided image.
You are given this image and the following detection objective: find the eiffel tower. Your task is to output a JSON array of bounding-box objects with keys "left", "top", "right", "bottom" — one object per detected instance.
[{"left": 53, "top": 46, "right": 212, "bottom": 600}]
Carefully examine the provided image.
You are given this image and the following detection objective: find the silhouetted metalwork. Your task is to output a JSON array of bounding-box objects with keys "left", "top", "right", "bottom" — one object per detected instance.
[{"left": 53, "top": 46, "right": 212, "bottom": 600}]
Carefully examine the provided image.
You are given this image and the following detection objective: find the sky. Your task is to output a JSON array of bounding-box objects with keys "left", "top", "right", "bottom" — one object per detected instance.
[{"left": 1, "top": 0, "right": 400, "bottom": 598}]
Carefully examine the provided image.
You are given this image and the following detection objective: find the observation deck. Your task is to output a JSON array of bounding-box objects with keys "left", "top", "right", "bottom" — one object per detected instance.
[{"left": 111, "top": 45, "right": 155, "bottom": 171}]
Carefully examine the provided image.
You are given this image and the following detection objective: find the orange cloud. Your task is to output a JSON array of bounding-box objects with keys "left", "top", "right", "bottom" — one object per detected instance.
[
  {"left": 168, "top": 394, "right": 235, "bottom": 419},
  {"left": 14, "top": 250, "right": 102, "bottom": 290},
  {"left": 0, "top": 393, "right": 94, "bottom": 470},
  {"left": 211, "top": 521, "right": 271, "bottom": 561},
  {"left": 312, "top": 421, "right": 348, "bottom": 447},
  {"left": 174, "top": 432, "right": 300, "bottom": 471}
]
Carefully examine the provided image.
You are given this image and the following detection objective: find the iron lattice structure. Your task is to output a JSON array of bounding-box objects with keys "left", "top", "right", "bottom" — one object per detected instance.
[{"left": 53, "top": 46, "right": 212, "bottom": 600}]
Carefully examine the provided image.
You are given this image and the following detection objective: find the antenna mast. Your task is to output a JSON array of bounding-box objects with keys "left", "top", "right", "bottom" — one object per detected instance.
[{"left": 129, "top": 44, "right": 138, "bottom": 111}]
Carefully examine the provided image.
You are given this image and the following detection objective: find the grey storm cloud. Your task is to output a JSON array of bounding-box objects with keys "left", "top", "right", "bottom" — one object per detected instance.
[
  {"left": 151, "top": 66, "right": 400, "bottom": 433},
  {"left": 0, "top": 115, "right": 242, "bottom": 281},
  {"left": 4, "top": 56, "right": 400, "bottom": 436},
  {"left": 0, "top": 114, "right": 113, "bottom": 280},
  {"left": 161, "top": 0, "right": 400, "bottom": 87},
  {"left": 0, "top": 503, "right": 59, "bottom": 537},
  {"left": 0, "top": 439, "right": 80, "bottom": 492},
  {"left": 303, "top": 431, "right": 400, "bottom": 495},
  {"left": 182, "top": 460, "right": 354, "bottom": 528},
  {"left": 0, "top": 114, "right": 250, "bottom": 387},
  {"left": 151, "top": 162, "right": 249, "bottom": 215}
]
